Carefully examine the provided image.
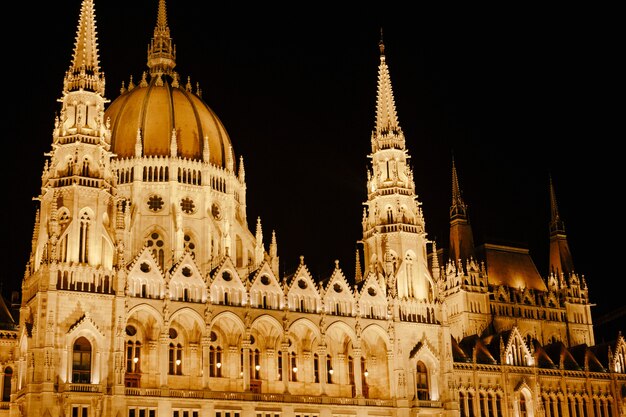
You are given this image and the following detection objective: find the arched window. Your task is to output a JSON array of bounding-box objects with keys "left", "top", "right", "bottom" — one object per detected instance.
[
  {"left": 386, "top": 207, "right": 393, "bottom": 224},
  {"left": 313, "top": 353, "right": 320, "bottom": 383},
  {"left": 416, "top": 360, "right": 430, "bottom": 400},
  {"left": 125, "top": 340, "right": 141, "bottom": 387},
  {"left": 209, "top": 346, "right": 222, "bottom": 377},
  {"left": 251, "top": 349, "right": 260, "bottom": 380},
  {"left": 348, "top": 356, "right": 354, "bottom": 385},
  {"left": 277, "top": 351, "right": 283, "bottom": 381},
  {"left": 72, "top": 337, "right": 92, "bottom": 383},
  {"left": 2, "top": 367, "right": 12, "bottom": 401},
  {"left": 168, "top": 343, "right": 183, "bottom": 375},
  {"left": 78, "top": 212, "right": 91, "bottom": 264},
  {"left": 290, "top": 352, "right": 298, "bottom": 382},
  {"left": 520, "top": 394, "right": 528, "bottom": 417},
  {"left": 146, "top": 232, "right": 165, "bottom": 271},
  {"left": 326, "top": 354, "right": 333, "bottom": 383}
]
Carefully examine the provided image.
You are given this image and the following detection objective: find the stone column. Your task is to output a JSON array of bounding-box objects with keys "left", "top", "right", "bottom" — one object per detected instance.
[
  {"left": 353, "top": 348, "right": 362, "bottom": 398},
  {"left": 159, "top": 334, "right": 169, "bottom": 387},
  {"left": 242, "top": 340, "right": 250, "bottom": 391}
]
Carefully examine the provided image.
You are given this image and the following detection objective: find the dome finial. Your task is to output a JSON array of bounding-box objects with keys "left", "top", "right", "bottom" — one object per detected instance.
[{"left": 147, "top": 0, "right": 176, "bottom": 76}]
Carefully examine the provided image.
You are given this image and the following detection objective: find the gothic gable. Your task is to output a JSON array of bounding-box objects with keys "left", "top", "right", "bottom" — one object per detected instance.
[
  {"left": 503, "top": 327, "right": 533, "bottom": 367},
  {"left": 126, "top": 246, "right": 165, "bottom": 298},
  {"left": 285, "top": 261, "right": 321, "bottom": 313},
  {"left": 323, "top": 264, "right": 356, "bottom": 316},
  {"left": 358, "top": 272, "right": 387, "bottom": 319},
  {"left": 209, "top": 257, "right": 247, "bottom": 306},
  {"left": 249, "top": 261, "right": 283, "bottom": 309},
  {"left": 169, "top": 251, "right": 207, "bottom": 302}
]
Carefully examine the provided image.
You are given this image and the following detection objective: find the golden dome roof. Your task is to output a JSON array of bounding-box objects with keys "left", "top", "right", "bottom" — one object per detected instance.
[
  {"left": 105, "top": 75, "right": 232, "bottom": 166},
  {"left": 104, "top": 0, "right": 233, "bottom": 167}
]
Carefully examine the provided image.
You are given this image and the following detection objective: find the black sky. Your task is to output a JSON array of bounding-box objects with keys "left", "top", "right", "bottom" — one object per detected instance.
[{"left": 2, "top": 2, "right": 622, "bottom": 335}]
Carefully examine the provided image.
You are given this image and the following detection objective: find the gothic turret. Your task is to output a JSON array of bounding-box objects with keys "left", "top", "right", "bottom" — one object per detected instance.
[
  {"left": 448, "top": 157, "right": 475, "bottom": 265},
  {"left": 548, "top": 175, "right": 574, "bottom": 279}
]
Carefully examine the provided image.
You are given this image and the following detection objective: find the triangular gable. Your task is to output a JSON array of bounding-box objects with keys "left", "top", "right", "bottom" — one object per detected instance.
[
  {"left": 503, "top": 327, "right": 533, "bottom": 366},
  {"left": 285, "top": 261, "right": 321, "bottom": 310},
  {"left": 126, "top": 246, "right": 165, "bottom": 298},
  {"left": 67, "top": 310, "right": 105, "bottom": 343},
  {"left": 169, "top": 251, "right": 207, "bottom": 302},
  {"left": 358, "top": 272, "right": 387, "bottom": 319},
  {"left": 249, "top": 261, "right": 284, "bottom": 309},
  {"left": 209, "top": 256, "right": 247, "bottom": 306},
  {"left": 323, "top": 263, "right": 355, "bottom": 315}
]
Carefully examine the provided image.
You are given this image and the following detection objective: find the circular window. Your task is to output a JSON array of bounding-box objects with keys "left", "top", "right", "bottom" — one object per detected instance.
[
  {"left": 147, "top": 195, "right": 164, "bottom": 212},
  {"left": 182, "top": 267, "right": 192, "bottom": 277},
  {"left": 180, "top": 197, "right": 196, "bottom": 214},
  {"left": 333, "top": 283, "right": 343, "bottom": 293},
  {"left": 297, "top": 279, "right": 307, "bottom": 289},
  {"left": 260, "top": 276, "right": 270, "bottom": 285},
  {"left": 125, "top": 325, "right": 137, "bottom": 336},
  {"left": 210, "top": 331, "right": 218, "bottom": 342},
  {"left": 368, "top": 287, "right": 376, "bottom": 296},
  {"left": 222, "top": 271, "right": 232, "bottom": 281},
  {"left": 140, "top": 262, "right": 151, "bottom": 273},
  {"left": 250, "top": 335, "right": 255, "bottom": 344},
  {"left": 169, "top": 328, "right": 178, "bottom": 339}
]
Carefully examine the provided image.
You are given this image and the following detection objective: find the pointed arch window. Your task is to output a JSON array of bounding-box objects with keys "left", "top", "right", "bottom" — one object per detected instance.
[
  {"left": 386, "top": 207, "right": 393, "bottom": 224},
  {"left": 348, "top": 355, "right": 354, "bottom": 385},
  {"left": 125, "top": 339, "right": 141, "bottom": 387},
  {"left": 2, "top": 367, "right": 12, "bottom": 401},
  {"left": 183, "top": 233, "right": 196, "bottom": 258},
  {"left": 416, "top": 360, "right": 430, "bottom": 400},
  {"left": 169, "top": 343, "right": 183, "bottom": 375},
  {"left": 146, "top": 232, "right": 165, "bottom": 271},
  {"left": 72, "top": 337, "right": 92, "bottom": 383},
  {"left": 78, "top": 212, "right": 91, "bottom": 263},
  {"left": 250, "top": 348, "right": 260, "bottom": 380},
  {"left": 277, "top": 351, "right": 283, "bottom": 381},
  {"left": 326, "top": 354, "right": 333, "bottom": 383},
  {"left": 313, "top": 353, "right": 320, "bottom": 383},
  {"left": 209, "top": 346, "right": 223, "bottom": 377},
  {"left": 290, "top": 352, "right": 298, "bottom": 382}
]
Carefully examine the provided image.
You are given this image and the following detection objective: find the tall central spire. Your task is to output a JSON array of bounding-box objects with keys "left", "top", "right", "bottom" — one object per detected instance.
[
  {"left": 147, "top": 0, "right": 177, "bottom": 76},
  {"left": 361, "top": 35, "right": 432, "bottom": 301},
  {"left": 63, "top": 0, "right": 104, "bottom": 95},
  {"left": 373, "top": 35, "right": 405, "bottom": 151}
]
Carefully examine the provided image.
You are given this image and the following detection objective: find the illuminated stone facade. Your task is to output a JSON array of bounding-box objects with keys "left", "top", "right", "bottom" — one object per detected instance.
[{"left": 1, "top": 1, "right": 625, "bottom": 416}]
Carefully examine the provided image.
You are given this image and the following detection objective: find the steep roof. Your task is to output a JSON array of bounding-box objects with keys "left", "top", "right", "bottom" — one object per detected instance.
[{"left": 479, "top": 243, "right": 547, "bottom": 291}]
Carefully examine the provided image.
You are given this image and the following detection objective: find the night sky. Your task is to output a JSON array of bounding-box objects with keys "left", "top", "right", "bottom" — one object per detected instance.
[{"left": 2, "top": 2, "right": 621, "bottom": 338}]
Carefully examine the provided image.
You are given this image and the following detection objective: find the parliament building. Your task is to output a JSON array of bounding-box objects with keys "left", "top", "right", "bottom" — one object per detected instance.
[{"left": 0, "top": 1, "right": 624, "bottom": 416}]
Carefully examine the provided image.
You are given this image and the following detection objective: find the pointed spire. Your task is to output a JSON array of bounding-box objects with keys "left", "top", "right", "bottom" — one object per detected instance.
[
  {"left": 375, "top": 32, "right": 402, "bottom": 141},
  {"left": 238, "top": 156, "right": 246, "bottom": 181},
  {"left": 64, "top": 0, "right": 105, "bottom": 95},
  {"left": 548, "top": 176, "right": 574, "bottom": 278},
  {"left": 270, "top": 230, "right": 277, "bottom": 257},
  {"left": 255, "top": 217, "right": 263, "bottom": 246},
  {"left": 448, "top": 157, "right": 475, "bottom": 263},
  {"left": 355, "top": 248, "right": 363, "bottom": 283},
  {"left": 147, "top": 0, "right": 176, "bottom": 77},
  {"left": 549, "top": 174, "right": 565, "bottom": 234},
  {"left": 450, "top": 155, "right": 468, "bottom": 220}
]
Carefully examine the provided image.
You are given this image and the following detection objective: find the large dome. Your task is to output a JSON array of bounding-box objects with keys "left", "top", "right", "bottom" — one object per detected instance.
[
  {"left": 105, "top": 75, "right": 233, "bottom": 166},
  {"left": 104, "top": 0, "right": 233, "bottom": 167}
]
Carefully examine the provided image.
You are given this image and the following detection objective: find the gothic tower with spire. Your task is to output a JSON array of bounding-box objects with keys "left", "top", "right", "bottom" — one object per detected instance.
[{"left": 360, "top": 38, "right": 434, "bottom": 302}]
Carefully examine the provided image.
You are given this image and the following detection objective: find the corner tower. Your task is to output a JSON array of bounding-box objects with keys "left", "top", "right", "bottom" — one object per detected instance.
[{"left": 360, "top": 39, "right": 434, "bottom": 301}]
